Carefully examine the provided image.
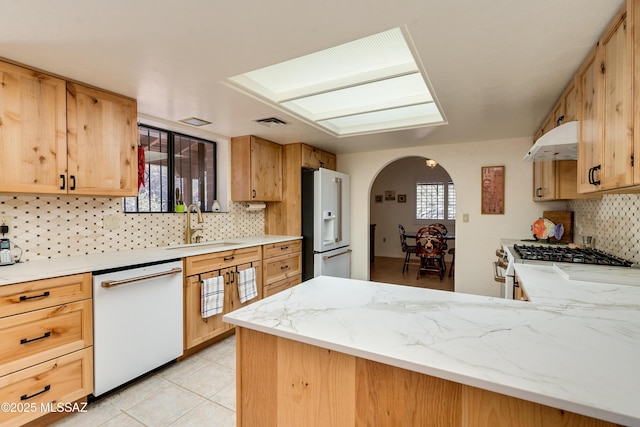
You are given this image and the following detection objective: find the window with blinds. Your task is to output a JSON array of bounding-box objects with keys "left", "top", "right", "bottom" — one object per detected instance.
[{"left": 416, "top": 181, "right": 456, "bottom": 220}]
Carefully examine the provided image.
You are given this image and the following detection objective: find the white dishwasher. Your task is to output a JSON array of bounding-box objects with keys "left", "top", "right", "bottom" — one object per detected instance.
[{"left": 92, "top": 260, "right": 183, "bottom": 397}]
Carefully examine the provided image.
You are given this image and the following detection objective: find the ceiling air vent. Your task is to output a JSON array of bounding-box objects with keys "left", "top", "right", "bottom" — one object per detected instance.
[{"left": 255, "top": 117, "right": 287, "bottom": 127}]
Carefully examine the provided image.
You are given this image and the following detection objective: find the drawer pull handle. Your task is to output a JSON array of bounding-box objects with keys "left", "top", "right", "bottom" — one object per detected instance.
[
  {"left": 224, "top": 256, "right": 235, "bottom": 261},
  {"left": 20, "top": 331, "right": 51, "bottom": 344},
  {"left": 280, "top": 246, "right": 289, "bottom": 250},
  {"left": 21, "top": 385, "right": 51, "bottom": 401},
  {"left": 19, "top": 291, "right": 51, "bottom": 301},
  {"left": 281, "top": 265, "right": 289, "bottom": 270}
]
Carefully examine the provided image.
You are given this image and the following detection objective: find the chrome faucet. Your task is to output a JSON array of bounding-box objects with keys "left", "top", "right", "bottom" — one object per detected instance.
[{"left": 185, "top": 204, "right": 204, "bottom": 244}]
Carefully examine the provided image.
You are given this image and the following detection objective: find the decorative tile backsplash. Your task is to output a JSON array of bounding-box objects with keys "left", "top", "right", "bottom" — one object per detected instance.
[
  {"left": 0, "top": 195, "right": 264, "bottom": 262},
  {"left": 569, "top": 194, "right": 640, "bottom": 263}
]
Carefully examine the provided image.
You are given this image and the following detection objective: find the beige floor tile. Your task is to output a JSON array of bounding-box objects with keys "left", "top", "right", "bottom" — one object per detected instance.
[
  {"left": 169, "top": 400, "right": 235, "bottom": 427},
  {"left": 171, "top": 362, "right": 236, "bottom": 399},
  {"left": 210, "top": 381, "right": 236, "bottom": 411},
  {"left": 51, "top": 400, "right": 122, "bottom": 427},
  {"left": 106, "top": 375, "right": 174, "bottom": 411},
  {"left": 99, "top": 412, "right": 146, "bottom": 426},
  {"left": 158, "top": 354, "right": 213, "bottom": 383},
  {"left": 125, "top": 383, "right": 206, "bottom": 426},
  {"left": 196, "top": 336, "right": 236, "bottom": 369}
]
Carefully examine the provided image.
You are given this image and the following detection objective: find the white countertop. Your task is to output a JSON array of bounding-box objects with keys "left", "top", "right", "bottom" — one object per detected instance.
[
  {"left": 0, "top": 235, "right": 300, "bottom": 286},
  {"left": 223, "top": 271, "right": 640, "bottom": 426}
]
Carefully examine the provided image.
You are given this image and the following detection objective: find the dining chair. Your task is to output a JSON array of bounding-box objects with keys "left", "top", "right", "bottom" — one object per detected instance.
[
  {"left": 398, "top": 224, "right": 417, "bottom": 273},
  {"left": 415, "top": 225, "right": 446, "bottom": 280},
  {"left": 429, "top": 223, "right": 449, "bottom": 274}
]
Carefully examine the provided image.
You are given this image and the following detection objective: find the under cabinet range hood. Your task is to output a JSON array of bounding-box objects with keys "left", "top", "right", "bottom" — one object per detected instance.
[{"left": 523, "top": 121, "right": 578, "bottom": 162}]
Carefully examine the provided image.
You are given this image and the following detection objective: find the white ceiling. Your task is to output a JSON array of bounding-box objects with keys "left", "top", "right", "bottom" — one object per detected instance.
[{"left": 0, "top": 0, "right": 624, "bottom": 154}]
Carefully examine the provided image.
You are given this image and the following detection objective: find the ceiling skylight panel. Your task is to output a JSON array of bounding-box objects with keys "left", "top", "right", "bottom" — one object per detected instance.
[
  {"left": 319, "top": 103, "right": 443, "bottom": 135},
  {"left": 281, "top": 73, "right": 433, "bottom": 121},
  {"left": 226, "top": 26, "right": 446, "bottom": 137}
]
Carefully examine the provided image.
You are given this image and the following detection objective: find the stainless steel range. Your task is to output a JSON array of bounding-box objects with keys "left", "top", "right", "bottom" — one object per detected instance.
[
  {"left": 512, "top": 244, "right": 634, "bottom": 266},
  {"left": 495, "top": 241, "right": 635, "bottom": 299}
]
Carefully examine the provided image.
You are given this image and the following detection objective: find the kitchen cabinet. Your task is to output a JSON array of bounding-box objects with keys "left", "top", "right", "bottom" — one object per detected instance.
[
  {"left": 0, "top": 273, "right": 93, "bottom": 425},
  {"left": 183, "top": 246, "right": 262, "bottom": 350},
  {"left": 262, "top": 240, "right": 302, "bottom": 297},
  {"left": 0, "top": 60, "right": 138, "bottom": 197},
  {"left": 578, "top": 3, "right": 635, "bottom": 193},
  {"left": 0, "top": 60, "right": 67, "bottom": 194},
  {"left": 533, "top": 77, "right": 599, "bottom": 201},
  {"left": 265, "top": 143, "right": 337, "bottom": 235},
  {"left": 231, "top": 135, "right": 283, "bottom": 201},
  {"left": 301, "top": 144, "right": 337, "bottom": 170},
  {"left": 66, "top": 82, "right": 138, "bottom": 196}
]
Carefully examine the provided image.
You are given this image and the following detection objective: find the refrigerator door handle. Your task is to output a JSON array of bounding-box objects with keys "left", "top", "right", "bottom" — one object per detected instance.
[
  {"left": 323, "top": 249, "right": 352, "bottom": 260},
  {"left": 336, "top": 177, "right": 343, "bottom": 243}
]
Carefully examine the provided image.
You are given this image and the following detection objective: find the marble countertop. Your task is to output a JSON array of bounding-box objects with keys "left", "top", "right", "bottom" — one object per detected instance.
[
  {"left": 0, "top": 235, "right": 301, "bottom": 286},
  {"left": 223, "top": 271, "right": 640, "bottom": 426}
]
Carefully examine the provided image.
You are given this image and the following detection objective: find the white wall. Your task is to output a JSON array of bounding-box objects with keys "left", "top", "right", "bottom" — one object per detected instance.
[
  {"left": 339, "top": 136, "right": 567, "bottom": 297},
  {"left": 370, "top": 157, "right": 455, "bottom": 259}
]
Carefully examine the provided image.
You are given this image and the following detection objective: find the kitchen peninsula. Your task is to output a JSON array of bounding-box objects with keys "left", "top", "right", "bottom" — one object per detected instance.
[{"left": 224, "top": 271, "right": 640, "bottom": 426}]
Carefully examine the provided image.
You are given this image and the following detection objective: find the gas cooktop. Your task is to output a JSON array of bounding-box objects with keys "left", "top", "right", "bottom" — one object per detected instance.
[{"left": 513, "top": 244, "right": 633, "bottom": 267}]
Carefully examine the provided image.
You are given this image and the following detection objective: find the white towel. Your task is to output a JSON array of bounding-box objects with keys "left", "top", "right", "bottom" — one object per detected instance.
[
  {"left": 201, "top": 275, "right": 224, "bottom": 318},
  {"left": 237, "top": 267, "right": 258, "bottom": 303}
]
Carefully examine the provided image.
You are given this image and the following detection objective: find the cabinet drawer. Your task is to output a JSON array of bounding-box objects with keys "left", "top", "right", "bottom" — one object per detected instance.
[
  {"left": 185, "top": 246, "right": 262, "bottom": 277},
  {"left": 0, "top": 273, "right": 91, "bottom": 318},
  {"left": 264, "top": 275, "right": 301, "bottom": 298},
  {"left": 263, "top": 240, "right": 301, "bottom": 259},
  {"left": 0, "top": 347, "right": 93, "bottom": 426},
  {"left": 0, "top": 300, "right": 93, "bottom": 376},
  {"left": 264, "top": 252, "right": 302, "bottom": 286}
]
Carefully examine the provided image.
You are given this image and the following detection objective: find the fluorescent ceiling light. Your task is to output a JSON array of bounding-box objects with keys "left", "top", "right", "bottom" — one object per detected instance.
[{"left": 227, "top": 27, "right": 446, "bottom": 137}]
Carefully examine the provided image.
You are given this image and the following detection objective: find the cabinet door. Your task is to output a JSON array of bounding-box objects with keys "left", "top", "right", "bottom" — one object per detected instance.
[
  {"left": 533, "top": 161, "right": 556, "bottom": 200},
  {"left": 599, "top": 10, "right": 634, "bottom": 190},
  {"left": 67, "top": 82, "right": 138, "bottom": 197},
  {"left": 577, "top": 47, "right": 602, "bottom": 193},
  {"left": 228, "top": 261, "right": 262, "bottom": 313},
  {"left": 301, "top": 144, "right": 322, "bottom": 169},
  {"left": 320, "top": 151, "right": 336, "bottom": 170},
  {"left": 0, "top": 61, "right": 67, "bottom": 194},
  {"left": 532, "top": 114, "right": 555, "bottom": 200},
  {"left": 184, "top": 270, "right": 233, "bottom": 350},
  {"left": 562, "top": 78, "right": 578, "bottom": 122},
  {"left": 250, "top": 137, "right": 282, "bottom": 201}
]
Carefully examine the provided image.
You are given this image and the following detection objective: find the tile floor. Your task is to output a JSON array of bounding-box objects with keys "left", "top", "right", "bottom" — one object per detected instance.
[{"left": 53, "top": 335, "right": 237, "bottom": 427}]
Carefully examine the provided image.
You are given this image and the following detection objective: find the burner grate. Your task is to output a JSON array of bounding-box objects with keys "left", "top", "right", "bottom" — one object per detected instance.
[{"left": 512, "top": 244, "right": 633, "bottom": 267}]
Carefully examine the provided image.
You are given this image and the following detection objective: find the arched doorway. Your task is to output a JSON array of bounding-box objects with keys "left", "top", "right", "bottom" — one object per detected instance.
[{"left": 368, "top": 156, "right": 455, "bottom": 291}]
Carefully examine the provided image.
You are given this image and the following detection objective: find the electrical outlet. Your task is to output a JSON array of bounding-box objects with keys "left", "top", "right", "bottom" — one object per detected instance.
[
  {"left": 103, "top": 215, "right": 120, "bottom": 230},
  {"left": 463, "top": 213, "right": 469, "bottom": 223},
  {"left": 0, "top": 216, "right": 11, "bottom": 227}
]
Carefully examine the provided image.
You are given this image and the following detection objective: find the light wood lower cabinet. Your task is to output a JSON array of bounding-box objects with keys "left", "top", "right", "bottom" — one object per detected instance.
[
  {"left": 262, "top": 240, "right": 302, "bottom": 297},
  {"left": 183, "top": 247, "right": 262, "bottom": 350},
  {"left": 236, "top": 328, "right": 615, "bottom": 427},
  {"left": 0, "top": 348, "right": 93, "bottom": 427},
  {"left": 0, "top": 273, "right": 93, "bottom": 426}
]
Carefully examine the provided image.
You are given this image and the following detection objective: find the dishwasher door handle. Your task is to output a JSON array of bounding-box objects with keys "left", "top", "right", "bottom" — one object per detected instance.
[{"left": 101, "top": 267, "right": 183, "bottom": 288}]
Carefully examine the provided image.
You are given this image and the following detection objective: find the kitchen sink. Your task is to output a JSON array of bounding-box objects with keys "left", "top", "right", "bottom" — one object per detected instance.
[{"left": 164, "top": 241, "right": 242, "bottom": 250}]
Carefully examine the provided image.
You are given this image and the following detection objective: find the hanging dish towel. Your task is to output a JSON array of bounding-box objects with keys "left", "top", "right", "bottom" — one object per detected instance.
[
  {"left": 201, "top": 275, "right": 224, "bottom": 318},
  {"left": 237, "top": 267, "right": 258, "bottom": 303}
]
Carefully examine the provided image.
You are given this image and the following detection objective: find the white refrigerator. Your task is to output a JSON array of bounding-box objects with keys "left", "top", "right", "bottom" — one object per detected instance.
[{"left": 302, "top": 168, "right": 351, "bottom": 280}]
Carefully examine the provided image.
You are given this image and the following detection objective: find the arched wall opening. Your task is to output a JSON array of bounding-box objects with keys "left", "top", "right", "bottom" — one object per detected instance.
[{"left": 369, "top": 156, "right": 456, "bottom": 286}]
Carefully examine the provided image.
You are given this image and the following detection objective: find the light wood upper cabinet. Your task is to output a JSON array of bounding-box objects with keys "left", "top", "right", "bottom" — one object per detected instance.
[
  {"left": 578, "top": 2, "right": 635, "bottom": 193},
  {"left": 231, "top": 135, "right": 283, "bottom": 201},
  {"left": 533, "top": 113, "right": 557, "bottom": 201},
  {"left": 0, "top": 61, "right": 67, "bottom": 194},
  {"left": 0, "top": 59, "right": 138, "bottom": 197},
  {"left": 562, "top": 79, "right": 578, "bottom": 122},
  {"left": 301, "top": 144, "right": 336, "bottom": 170},
  {"left": 67, "top": 82, "right": 138, "bottom": 196}
]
